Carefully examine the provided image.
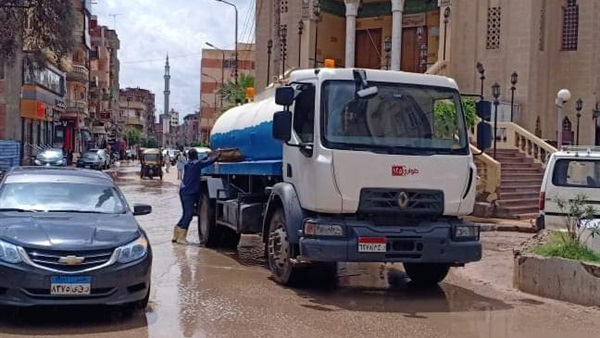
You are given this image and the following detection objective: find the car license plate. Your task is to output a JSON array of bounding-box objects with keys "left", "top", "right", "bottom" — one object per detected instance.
[
  {"left": 358, "top": 237, "right": 387, "bottom": 253},
  {"left": 85, "top": 165, "right": 90, "bottom": 168},
  {"left": 50, "top": 276, "right": 92, "bottom": 296}
]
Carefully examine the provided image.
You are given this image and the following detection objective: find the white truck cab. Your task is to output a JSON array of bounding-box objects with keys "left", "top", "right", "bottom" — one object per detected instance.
[{"left": 537, "top": 146, "right": 600, "bottom": 230}]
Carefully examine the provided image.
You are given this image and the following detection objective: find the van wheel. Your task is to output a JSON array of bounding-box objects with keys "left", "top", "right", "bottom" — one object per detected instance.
[
  {"left": 267, "top": 208, "right": 303, "bottom": 285},
  {"left": 403, "top": 263, "right": 450, "bottom": 286}
]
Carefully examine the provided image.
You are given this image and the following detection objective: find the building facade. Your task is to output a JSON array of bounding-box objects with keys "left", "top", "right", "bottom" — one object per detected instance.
[
  {"left": 255, "top": 0, "right": 600, "bottom": 146},
  {"left": 182, "top": 113, "right": 199, "bottom": 146},
  {"left": 0, "top": 52, "right": 23, "bottom": 142},
  {"left": 199, "top": 42, "right": 255, "bottom": 142},
  {"left": 118, "top": 87, "right": 156, "bottom": 138}
]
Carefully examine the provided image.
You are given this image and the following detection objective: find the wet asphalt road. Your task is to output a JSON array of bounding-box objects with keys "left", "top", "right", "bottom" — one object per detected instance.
[{"left": 0, "top": 162, "right": 598, "bottom": 338}]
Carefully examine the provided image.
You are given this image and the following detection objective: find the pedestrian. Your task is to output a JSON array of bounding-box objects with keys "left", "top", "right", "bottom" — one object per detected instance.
[
  {"left": 176, "top": 153, "right": 187, "bottom": 180},
  {"left": 164, "top": 151, "right": 171, "bottom": 173},
  {"left": 172, "top": 148, "right": 221, "bottom": 244}
]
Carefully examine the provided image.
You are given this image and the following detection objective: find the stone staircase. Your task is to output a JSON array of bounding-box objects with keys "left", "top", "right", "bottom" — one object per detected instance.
[{"left": 494, "top": 149, "right": 544, "bottom": 219}]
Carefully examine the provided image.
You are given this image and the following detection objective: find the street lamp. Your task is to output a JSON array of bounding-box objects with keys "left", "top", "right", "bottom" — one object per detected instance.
[
  {"left": 313, "top": 0, "right": 321, "bottom": 68},
  {"left": 267, "top": 39, "right": 273, "bottom": 85},
  {"left": 510, "top": 71, "right": 518, "bottom": 122},
  {"left": 477, "top": 62, "right": 485, "bottom": 97},
  {"left": 384, "top": 37, "right": 392, "bottom": 70},
  {"left": 492, "top": 82, "right": 501, "bottom": 158},
  {"left": 214, "top": 0, "right": 238, "bottom": 85},
  {"left": 443, "top": 7, "right": 451, "bottom": 61},
  {"left": 556, "top": 89, "right": 571, "bottom": 149},
  {"left": 297, "top": 20, "right": 304, "bottom": 67},
  {"left": 205, "top": 42, "right": 225, "bottom": 108},
  {"left": 575, "top": 97, "right": 583, "bottom": 145}
]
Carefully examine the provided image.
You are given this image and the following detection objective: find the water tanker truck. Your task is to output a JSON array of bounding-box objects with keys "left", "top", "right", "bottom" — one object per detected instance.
[{"left": 199, "top": 65, "right": 493, "bottom": 286}]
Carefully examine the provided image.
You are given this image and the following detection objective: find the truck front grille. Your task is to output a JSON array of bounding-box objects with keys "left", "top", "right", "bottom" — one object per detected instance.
[{"left": 358, "top": 188, "right": 444, "bottom": 216}]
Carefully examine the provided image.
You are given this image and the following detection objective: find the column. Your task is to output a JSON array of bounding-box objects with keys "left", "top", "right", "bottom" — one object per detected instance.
[
  {"left": 390, "top": 0, "right": 405, "bottom": 71},
  {"left": 344, "top": 0, "right": 360, "bottom": 68}
]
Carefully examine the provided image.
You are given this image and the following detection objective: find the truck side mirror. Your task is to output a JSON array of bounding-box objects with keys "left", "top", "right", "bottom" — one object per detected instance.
[
  {"left": 273, "top": 110, "right": 292, "bottom": 142},
  {"left": 275, "top": 86, "right": 295, "bottom": 106},
  {"left": 476, "top": 121, "right": 493, "bottom": 150},
  {"left": 476, "top": 100, "right": 492, "bottom": 121}
]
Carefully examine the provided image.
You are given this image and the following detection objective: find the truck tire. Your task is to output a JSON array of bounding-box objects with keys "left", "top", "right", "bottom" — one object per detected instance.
[
  {"left": 267, "top": 208, "right": 303, "bottom": 285},
  {"left": 198, "top": 194, "right": 222, "bottom": 248},
  {"left": 403, "top": 263, "right": 450, "bottom": 286},
  {"left": 222, "top": 229, "right": 241, "bottom": 249}
]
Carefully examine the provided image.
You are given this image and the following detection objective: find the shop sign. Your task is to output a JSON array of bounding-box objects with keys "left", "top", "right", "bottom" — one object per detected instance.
[{"left": 55, "top": 98, "right": 66, "bottom": 110}]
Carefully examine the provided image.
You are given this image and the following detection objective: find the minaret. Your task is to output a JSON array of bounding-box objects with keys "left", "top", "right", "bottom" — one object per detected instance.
[{"left": 163, "top": 53, "right": 171, "bottom": 117}]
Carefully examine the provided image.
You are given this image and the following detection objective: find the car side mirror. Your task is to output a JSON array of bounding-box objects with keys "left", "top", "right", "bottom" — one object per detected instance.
[
  {"left": 133, "top": 203, "right": 152, "bottom": 216},
  {"left": 275, "top": 86, "right": 295, "bottom": 106},
  {"left": 476, "top": 100, "right": 492, "bottom": 121},
  {"left": 272, "top": 110, "right": 292, "bottom": 142},
  {"left": 477, "top": 121, "right": 493, "bottom": 150}
]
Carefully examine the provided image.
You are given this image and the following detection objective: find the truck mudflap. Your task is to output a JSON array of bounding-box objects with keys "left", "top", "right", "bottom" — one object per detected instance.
[{"left": 298, "top": 221, "right": 482, "bottom": 264}]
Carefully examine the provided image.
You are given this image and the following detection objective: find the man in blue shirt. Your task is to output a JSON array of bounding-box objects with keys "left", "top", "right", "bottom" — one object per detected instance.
[{"left": 172, "top": 148, "right": 220, "bottom": 245}]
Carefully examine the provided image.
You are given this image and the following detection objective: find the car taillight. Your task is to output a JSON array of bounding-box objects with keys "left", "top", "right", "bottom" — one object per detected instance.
[{"left": 538, "top": 192, "right": 545, "bottom": 211}]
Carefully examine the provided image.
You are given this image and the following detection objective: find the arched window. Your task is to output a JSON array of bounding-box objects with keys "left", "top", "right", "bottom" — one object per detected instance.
[
  {"left": 562, "top": 117, "right": 572, "bottom": 132},
  {"left": 535, "top": 116, "right": 542, "bottom": 137},
  {"left": 562, "top": 0, "right": 579, "bottom": 51}
]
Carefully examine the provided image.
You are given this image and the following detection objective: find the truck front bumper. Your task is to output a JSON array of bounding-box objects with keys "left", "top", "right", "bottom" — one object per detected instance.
[{"left": 298, "top": 220, "right": 482, "bottom": 264}]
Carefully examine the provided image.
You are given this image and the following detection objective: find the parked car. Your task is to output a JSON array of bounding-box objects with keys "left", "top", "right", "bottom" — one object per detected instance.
[
  {"left": 537, "top": 146, "right": 600, "bottom": 231},
  {"left": 0, "top": 166, "right": 153, "bottom": 308},
  {"left": 77, "top": 149, "right": 109, "bottom": 170},
  {"left": 33, "top": 149, "right": 67, "bottom": 167}
]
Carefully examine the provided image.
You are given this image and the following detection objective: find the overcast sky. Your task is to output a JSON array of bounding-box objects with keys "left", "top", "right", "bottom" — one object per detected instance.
[{"left": 93, "top": 0, "right": 255, "bottom": 123}]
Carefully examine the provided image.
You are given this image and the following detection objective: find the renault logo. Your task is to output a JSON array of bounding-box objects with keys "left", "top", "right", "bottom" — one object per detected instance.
[
  {"left": 398, "top": 192, "right": 409, "bottom": 209},
  {"left": 58, "top": 255, "right": 85, "bottom": 266}
]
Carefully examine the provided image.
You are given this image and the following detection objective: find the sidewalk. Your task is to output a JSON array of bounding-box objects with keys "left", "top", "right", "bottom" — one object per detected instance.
[{"left": 464, "top": 216, "right": 538, "bottom": 233}]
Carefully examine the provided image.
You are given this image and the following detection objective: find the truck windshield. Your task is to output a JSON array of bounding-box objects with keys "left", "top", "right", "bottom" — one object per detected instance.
[{"left": 321, "top": 80, "right": 468, "bottom": 155}]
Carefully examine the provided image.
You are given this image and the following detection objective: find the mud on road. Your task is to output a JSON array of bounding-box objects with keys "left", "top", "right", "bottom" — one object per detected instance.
[{"left": 0, "top": 163, "right": 598, "bottom": 338}]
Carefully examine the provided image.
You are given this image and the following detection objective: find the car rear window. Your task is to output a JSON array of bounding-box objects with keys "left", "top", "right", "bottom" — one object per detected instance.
[{"left": 552, "top": 159, "right": 600, "bottom": 188}]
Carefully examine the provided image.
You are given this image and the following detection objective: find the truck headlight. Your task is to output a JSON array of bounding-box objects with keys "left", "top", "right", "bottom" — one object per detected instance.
[
  {"left": 34, "top": 160, "right": 41, "bottom": 165},
  {"left": 304, "top": 222, "right": 344, "bottom": 237},
  {"left": 56, "top": 160, "right": 64, "bottom": 165},
  {"left": 117, "top": 236, "right": 148, "bottom": 263},
  {"left": 0, "top": 239, "right": 22, "bottom": 264},
  {"left": 453, "top": 225, "right": 480, "bottom": 241}
]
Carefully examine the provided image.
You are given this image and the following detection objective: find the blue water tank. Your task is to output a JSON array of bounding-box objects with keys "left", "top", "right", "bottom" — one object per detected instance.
[{"left": 210, "top": 96, "right": 283, "bottom": 162}]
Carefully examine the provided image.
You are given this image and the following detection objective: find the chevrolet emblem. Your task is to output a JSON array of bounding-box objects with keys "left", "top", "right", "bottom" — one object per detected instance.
[
  {"left": 58, "top": 255, "right": 85, "bottom": 266},
  {"left": 398, "top": 192, "right": 409, "bottom": 209}
]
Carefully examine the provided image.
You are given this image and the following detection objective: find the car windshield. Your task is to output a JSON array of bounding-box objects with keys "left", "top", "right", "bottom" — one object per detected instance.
[
  {"left": 321, "top": 80, "right": 468, "bottom": 154},
  {"left": 36, "top": 149, "right": 64, "bottom": 160},
  {"left": 0, "top": 182, "right": 127, "bottom": 214},
  {"left": 83, "top": 152, "right": 99, "bottom": 159}
]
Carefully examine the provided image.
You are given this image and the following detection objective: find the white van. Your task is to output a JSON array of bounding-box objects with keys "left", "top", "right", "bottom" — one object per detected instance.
[{"left": 537, "top": 146, "right": 600, "bottom": 231}]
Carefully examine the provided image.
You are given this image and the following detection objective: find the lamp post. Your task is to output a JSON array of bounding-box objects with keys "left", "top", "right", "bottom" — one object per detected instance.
[
  {"left": 313, "top": 0, "right": 321, "bottom": 68},
  {"left": 267, "top": 39, "right": 273, "bottom": 85},
  {"left": 215, "top": 0, "right": 238, "bottom": 85},
  {"left": 575, "top": 97, "right": 583, "bottom": 145},
  {"left": 205, "top": 42, "right": 225, "bottom": 108},
  {"left": 297, "top": 20, "right": 304, "bottom": 67},
  {"left": 443, "top": 7, "right": 451, "bottom": 61},
  {"left": 477, "top": 62, "right": 485, "bottom": 97},
  {"left": 556, "top": 89, "right": 571, "bottom": 149},
  {"left": 492, "top": 82, "right": 501, "bottom": 159},
  {"left": 384, "top": 37, "right": 392, "bottom": 70},
  {"left": 201, "top": 73, "right": 219, "bottom": 113},
  {"left": 510, "top": 71, "right": 518, "bottom": 122},
  {"left": 280, "top": 25, "right": 288, "bottom": 75}
]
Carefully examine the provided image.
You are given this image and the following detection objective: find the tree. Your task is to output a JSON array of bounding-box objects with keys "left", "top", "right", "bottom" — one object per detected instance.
[
  {"left": 0, "top": 0, "right": 76, "bottom": 66},
  {"left": 217, "top": 73, "right": 255, "bottom": 114},
  {"left": 144, "top": 137, "right": 159, "bottom": 148},
  {"left": 124, "top": 128, "right": 141, "bottom": 146}
]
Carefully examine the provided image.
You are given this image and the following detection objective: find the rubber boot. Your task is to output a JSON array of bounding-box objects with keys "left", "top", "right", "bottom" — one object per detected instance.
[
  {"left": 175, "top": 227, "right": 189, "bottom": 245},
  {"left": 171, "top": 226, "right": 178, "bottom": 243}
]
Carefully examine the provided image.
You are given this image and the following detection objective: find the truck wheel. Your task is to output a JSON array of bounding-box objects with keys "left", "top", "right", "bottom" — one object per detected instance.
[
  {"left": 267, "top": 208, "right": 302, "bottom": 285},
  {"left": 198, "top": 194, "right": 222, "bottom": 248},
  {"left": 403, "top": 263, "right": 450, "bottom": 286},
  {"left": 222, "top": 229, "right": 241, "bottom": 249}
]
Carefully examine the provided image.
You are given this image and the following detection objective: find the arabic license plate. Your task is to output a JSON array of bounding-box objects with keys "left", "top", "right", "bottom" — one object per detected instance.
[
  {"left": 50, "top": 276, "right": 91, "bottom": 296},
  {"left": 358, "top": 237, "right": 387, "bottom": 253},
  {"left": 84, "top": 165, "right": 90, "bottom": 168}
]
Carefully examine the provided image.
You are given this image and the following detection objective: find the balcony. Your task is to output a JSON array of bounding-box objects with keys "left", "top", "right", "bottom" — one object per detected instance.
[
  {"left": 67, "top": 65, "right": 89, "bottom": 83},
  {"left": 99, "top": 112, "right": 111, "bottom": 122},
  {"left": 66, "top": 99, "right": 88, "bottom": 116},
  {"left": 126, "top": 117, "right": 144, "bottom": 127}
]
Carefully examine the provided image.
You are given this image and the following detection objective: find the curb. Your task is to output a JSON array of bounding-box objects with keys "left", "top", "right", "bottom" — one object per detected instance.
[{"left": 477, "top": 223, "right": 538, "bottom": 233}]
